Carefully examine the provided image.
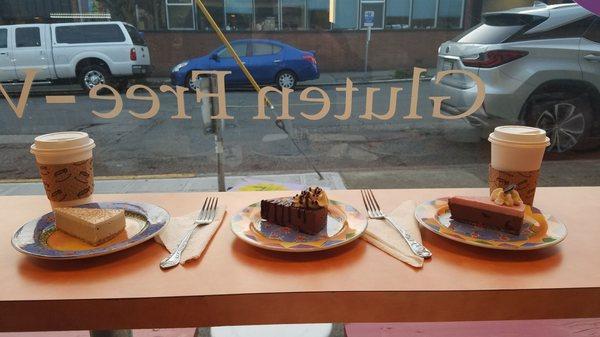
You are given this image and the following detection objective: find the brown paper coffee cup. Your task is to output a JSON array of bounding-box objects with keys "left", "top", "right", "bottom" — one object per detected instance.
[
  {"left": 37, "top": 158, "right": 94, "bottom": 203},
  {"left": 488, "top": 165, "right": 540, "bottom": 206}
]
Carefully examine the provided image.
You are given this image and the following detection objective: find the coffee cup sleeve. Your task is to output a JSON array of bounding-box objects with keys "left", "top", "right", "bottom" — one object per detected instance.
[
  {"left": 488, "top": 165, "right": 540, "bottom": 206},
  {"left": 37, "top": 158, "right": 94, "bottom": 203}
]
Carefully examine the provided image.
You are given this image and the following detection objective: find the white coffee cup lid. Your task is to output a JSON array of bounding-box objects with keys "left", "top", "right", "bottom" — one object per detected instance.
[
  {"left": 489, "top": 126, "right": 550, "bottom": 146},
  {"left": 31, "top": 132, "right": 95, "bottom": 154}
]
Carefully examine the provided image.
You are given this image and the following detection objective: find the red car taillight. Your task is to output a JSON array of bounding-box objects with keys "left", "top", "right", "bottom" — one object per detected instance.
[
  {"left": 303, "top": 54, "right": 316, "bottom": 64},
  {"left": 461, "top": 50, "right": 528, "bottom": 68},
  {"left": 130, "top": 48, "right": 137, "bottom": 61}
]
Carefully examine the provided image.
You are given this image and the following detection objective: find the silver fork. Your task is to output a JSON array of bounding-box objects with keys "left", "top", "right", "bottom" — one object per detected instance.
[
  {"left": 361, "top": 189, "right": 432, "bottom": 259},
  {"left": 160, "top": 197, "right": 219, "bottom": 269}
]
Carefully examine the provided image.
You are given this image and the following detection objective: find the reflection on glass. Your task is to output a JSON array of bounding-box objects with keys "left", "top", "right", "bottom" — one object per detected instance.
[
  {"left": 282, "top": 0, "right": 306, "bottom": 30},
  {"left": 197, "top": 0, "right": 224, "bottom": 31},
  {"left": 225, "top": 0, "right": 253, "bottom": 31},
  {"left": 255, "top": 0, "right": 279, "bottom": 31},
  {"left": 438, "top": 0, "right": 463, "bottom": 29},
  {"left": 135, "top": 1, "right": 167, "bottom": 31},
  {"left": 333, "top": 0, "right": 357, "bottom": 29},
  {"left": 166, "top": 0, "right": 195, "bottom": 30},
  {"left": 308, "top": 0, "right": 330, "bottom": 30},
  {"left": 217, "top": 42, "right": 248, "bottom": 58},
  {"left": 412, "top": 0, "right": 436, "bottom": 29},
  {"left": 386, "top": 0, "right": 411, "bottom": 30},
  {"left": 360, "top": 2, "right": 384, "bottom": 29}
]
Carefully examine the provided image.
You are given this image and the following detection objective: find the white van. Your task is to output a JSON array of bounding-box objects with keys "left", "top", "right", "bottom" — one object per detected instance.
[{"left": 0, "top": 21, "right": 151, "bottom": 91}]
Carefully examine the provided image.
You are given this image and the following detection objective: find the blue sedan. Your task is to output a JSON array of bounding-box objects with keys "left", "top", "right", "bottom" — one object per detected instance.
[{"left": 170, "top": 39, "right": 319, "bottom": 90}]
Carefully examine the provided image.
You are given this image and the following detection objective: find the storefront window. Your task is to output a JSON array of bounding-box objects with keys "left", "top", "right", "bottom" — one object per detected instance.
[
  {"left": 437, "top": 0, "right": 464, "bottom": 29},
  {"left": 166, "top": 0, "right": 195, "bottom": 30},
  {"left": 225, "top": 0, "right": 253, "bottom": 31},
  {"left": 360, "top": 0, "right": 384, "bottom": 29},
  {"left": 385, "top": 0, "right": 411, "bottom": 29},
  {"left": 307, "top": 0, "right": 330, "bottom": 30},
  {"left": 411, "top": 0, "right": 436, "bottom": 29},
  {"left": 135, "top": 0, "right": 167, "bottom": 31},
  {"left": 255, "top": 0, "right": 280, "bottom": 31},
  {"left": 333, "top": 0, "right": 358, "bottom": 29},
  {"left": 282, "top": 0, "right": 306, "bottom": 30},
  {"left": 197, "top": 0, "right": 224, "bottom": 31}
]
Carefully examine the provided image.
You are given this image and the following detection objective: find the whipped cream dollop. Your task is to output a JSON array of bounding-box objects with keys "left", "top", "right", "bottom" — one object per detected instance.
[
  {"left": 292, "top": 187, "right": 329, "bottom": 209},
  {"left": 491, "top": 185, "right": 523, "bottom": 207}
]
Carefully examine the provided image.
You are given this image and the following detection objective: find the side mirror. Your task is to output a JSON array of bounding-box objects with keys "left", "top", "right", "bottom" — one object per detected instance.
[{"left": 211, "top": 53, "right": 219, "bottom": 61}]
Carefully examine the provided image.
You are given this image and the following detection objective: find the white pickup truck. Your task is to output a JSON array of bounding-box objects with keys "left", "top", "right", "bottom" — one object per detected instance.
[{"left": 0, "top": 21, "right": 151, "bottom": 91}]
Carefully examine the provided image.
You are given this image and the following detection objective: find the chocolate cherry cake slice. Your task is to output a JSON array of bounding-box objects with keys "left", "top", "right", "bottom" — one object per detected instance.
[
  {"left": 260, "top": 187, "right": 329, "bottom": 235},
  {"left": 448, "top": 185, "right": 526, "bottom": 235}
]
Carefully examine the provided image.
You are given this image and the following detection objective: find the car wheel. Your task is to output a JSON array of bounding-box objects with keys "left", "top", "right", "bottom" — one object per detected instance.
[
  {"left": 186, "top": 73, "right": 201, "bottom": 92},
  {"left": 525, "top": 95, "right": 593, "bottom": 153},
  {"left": 79, "top": 65, "right": 110, "bottom": 92},
  {"left": 276, "top": 71, "right": 297, "bottom": 90}
]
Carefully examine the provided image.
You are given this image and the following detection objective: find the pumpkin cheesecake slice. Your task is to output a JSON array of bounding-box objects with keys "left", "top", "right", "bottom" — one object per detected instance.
[{"left": 54, "top": 207, "right": 126, "bottom": 246}]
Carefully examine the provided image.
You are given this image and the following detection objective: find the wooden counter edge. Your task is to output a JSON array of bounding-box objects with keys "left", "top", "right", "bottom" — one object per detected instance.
[{"left": 1, "top": 288, "right": 600, "bottom": 331}]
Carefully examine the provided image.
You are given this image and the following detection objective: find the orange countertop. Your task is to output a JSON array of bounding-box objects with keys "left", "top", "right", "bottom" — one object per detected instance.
[{"left": 1, "top": 187, "right": 599, "bottom": 331}]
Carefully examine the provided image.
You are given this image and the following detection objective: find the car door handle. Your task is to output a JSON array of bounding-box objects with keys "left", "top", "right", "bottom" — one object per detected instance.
[
  {"left": 584, "top": 54, "right": 600, "bottom": 62},
  {"left": 273, "top": 59, "right": 281, "bottom": 63}
]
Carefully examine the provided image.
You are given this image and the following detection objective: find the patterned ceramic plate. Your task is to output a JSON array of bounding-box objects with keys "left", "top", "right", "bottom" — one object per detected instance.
[
  {"left": 415, "top": 198, "right": 567, "bottom": 250},
  {"left": 11, "top": 202, "right": 169, "bottom": 260},
  {"left": 231, "top": 199, "right": 367, "bottom": 252}
]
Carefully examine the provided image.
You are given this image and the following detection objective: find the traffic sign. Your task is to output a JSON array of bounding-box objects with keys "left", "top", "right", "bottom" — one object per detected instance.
[{"left": 364, "top": 10, "right": 374, "bottom": 27}]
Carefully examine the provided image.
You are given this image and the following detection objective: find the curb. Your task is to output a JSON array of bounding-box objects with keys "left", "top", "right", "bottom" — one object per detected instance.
[{"left": 6, "top": 76, "right": 434, "bottom": 96}]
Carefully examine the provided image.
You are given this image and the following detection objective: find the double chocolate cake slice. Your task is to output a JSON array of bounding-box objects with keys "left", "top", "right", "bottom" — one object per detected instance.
[
  {"left": 448, "top": 185, "right": 526, "bottom": 235},
  {"left": 260, "top": 187, "right": 329, "bottom": 235}
]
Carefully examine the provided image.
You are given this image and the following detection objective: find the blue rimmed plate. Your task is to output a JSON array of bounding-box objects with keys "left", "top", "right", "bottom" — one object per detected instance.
[
  {"left": 231, "top": 199, "right": 367, "bottom": 252},
  {"left": 11, "top": 202, "right": 169, "bottom": 260},
  {"left": 415, "top": 198, "right": 567, "bottom": 250}
]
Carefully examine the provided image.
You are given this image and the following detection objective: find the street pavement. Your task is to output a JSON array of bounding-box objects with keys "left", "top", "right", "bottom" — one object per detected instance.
[{"left": 1, "top": 78, "right": 599, "bottom": 190}]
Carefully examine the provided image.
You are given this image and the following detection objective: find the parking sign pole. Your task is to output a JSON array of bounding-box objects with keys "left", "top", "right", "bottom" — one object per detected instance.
[{"left": 364, "top": 25, "right": 371, "bottom": 77}]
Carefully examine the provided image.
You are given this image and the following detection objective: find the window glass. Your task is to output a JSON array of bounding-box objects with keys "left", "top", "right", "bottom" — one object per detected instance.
[
  {"left": 217, "top": 42, "right": 248, "bottom": 58},
  {"left": 15, "top": 27, "right": 41, "bottom": 47},
  {"left": 55, "top": 24, "right": 126, "bottom": 44},
  {"left": 0, "top": 29, "right": 7, "bottom": 49},
  {"left": 225, "top": 0, "right": 253, "bottom": 31},
  {"left": 255, "top": 0, "right": 279, "bottom": 31},
  {"left": 167, "top": 0, "right": 195, "bottom": 30},
  {"left": 197, "top": 0, "right": 225, "bottom": 31},
  {"left": 282, "top": 0, "right": 306, "bottom": 30},
  {"left": 584, "top": 18, "right": 600, "bottom": 43},
  {"left": 334, "top": 0, "right": 358, "bottom": 29},
  {"left": 438, "top": 0, "right": 463, "bottom": 29},
  {"left": 511, "top": 16, "right": 595, "bottom": 42},
  {"left": 454, "top": 23, "right": 523, "bottom": 44},
  {"left": 308, "top": 0, "right": 330, "bottom": 30},
  {"left": 125, "top": 25, "right": 146, "bottom": 46},
  {"left": 135, "top": 1, "right": 167, "bottom": 31},
  {"left": 360, "top": 2, "right": 384, "bottom": 29},
  {"left": 411, "top": 0, "right": 436, "bottom": 29},
  {"left": 253, "top": 43, "right": 276, "bottom": 56},
  {"left": 385, "top": 0, "right": 411, "bottom": 30}
]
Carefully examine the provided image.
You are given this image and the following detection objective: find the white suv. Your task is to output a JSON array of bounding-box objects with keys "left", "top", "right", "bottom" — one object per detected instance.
[
  {"left": 0, "top": 21, "right": 151, "bottom": 91},
  {"left": 433, "top": 4, "right": 599, "bottom": 152}
]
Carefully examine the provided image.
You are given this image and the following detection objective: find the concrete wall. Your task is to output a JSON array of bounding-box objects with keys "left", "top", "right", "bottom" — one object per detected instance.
[{"left": 145, "top": 29, "right": 461, "bottom": 76}]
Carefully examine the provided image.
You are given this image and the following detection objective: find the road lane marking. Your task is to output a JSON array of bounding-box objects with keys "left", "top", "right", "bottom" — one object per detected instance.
[{"left": 46, "top": 95, "right": 76, "bottom": 104}]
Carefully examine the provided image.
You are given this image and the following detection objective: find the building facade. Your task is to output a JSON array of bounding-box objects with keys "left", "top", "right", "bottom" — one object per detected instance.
[{"left": 0, "top": 0, "right": 571, "bottom": 76}]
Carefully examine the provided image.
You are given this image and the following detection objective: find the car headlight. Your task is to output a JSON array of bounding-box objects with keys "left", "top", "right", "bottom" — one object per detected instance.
[{"left": 172, "top": 61, "right": 188, "bottom": 73}]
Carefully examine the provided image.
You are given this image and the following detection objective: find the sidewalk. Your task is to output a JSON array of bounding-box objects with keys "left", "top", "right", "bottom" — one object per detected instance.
[{"left": 2, "top": 159, "right": 599, "bottom": 197}]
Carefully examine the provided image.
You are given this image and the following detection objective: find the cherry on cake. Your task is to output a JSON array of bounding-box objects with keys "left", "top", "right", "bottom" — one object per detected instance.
[
  {"left": 54, "top": 207, "right": 126, "bottom": 246},
  {"left": 260, "top": 187, "right": 329, "bottom": 235}
]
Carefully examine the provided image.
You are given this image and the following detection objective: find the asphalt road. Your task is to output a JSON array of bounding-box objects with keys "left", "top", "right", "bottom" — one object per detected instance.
[{"left": 1, "top": 81, "right": 598, "bottom": 181}]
